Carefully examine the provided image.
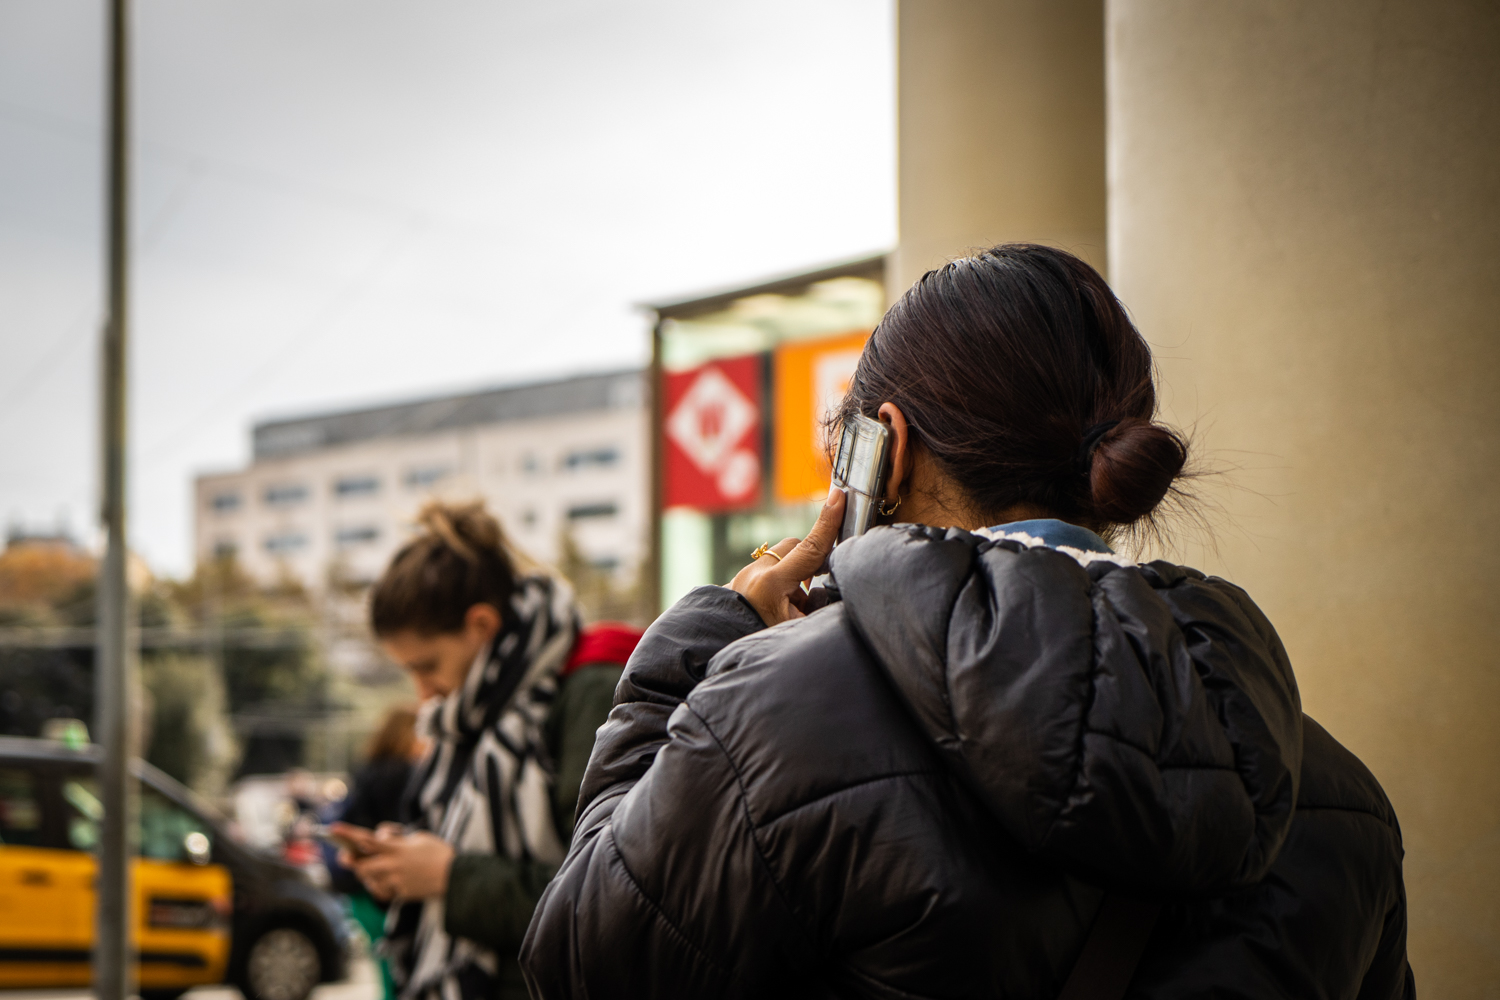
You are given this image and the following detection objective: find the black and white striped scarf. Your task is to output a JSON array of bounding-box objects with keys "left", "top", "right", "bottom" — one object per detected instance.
[{"left": 385, "top": 573, "right": 580, "bottom": 1000}]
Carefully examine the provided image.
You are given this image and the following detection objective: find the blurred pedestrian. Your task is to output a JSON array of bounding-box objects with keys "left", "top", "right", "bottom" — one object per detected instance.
[
  {"left": 332, "top": 501, "right": 638, "bottom": 1000},
  {"left": 341, "top": 706, "right": 424, "bottom": 831},
  {"left": 332, "top": 705, "right": 424, "bottom": 1000},
  {"left": 521, "top": 245, "right": 1413, "bottom": 999}
]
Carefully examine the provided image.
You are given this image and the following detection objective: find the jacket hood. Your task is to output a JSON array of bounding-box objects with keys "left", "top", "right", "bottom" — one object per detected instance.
[{"left": 829, "top": 524, "right": 1302, "bottom": 894}]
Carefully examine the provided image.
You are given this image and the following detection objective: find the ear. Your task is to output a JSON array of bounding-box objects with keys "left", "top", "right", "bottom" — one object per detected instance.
[
  {"left": 463, "top": 603, "right": 502, "bottom": 642},
  {"left": 877, "top": 402, "right": 911, "bottom": 503}
]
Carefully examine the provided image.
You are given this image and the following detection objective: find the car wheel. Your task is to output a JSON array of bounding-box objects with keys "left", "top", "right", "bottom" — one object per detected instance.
[{"left": 240, "top": 925, "right": 323, "bottom": 1000}]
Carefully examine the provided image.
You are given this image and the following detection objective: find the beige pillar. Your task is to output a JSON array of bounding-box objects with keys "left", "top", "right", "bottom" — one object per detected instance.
[
  {"left": 1108, "top": 2, "right": 1500, "bottom": 993},
  {"left": 894, "top": 0, "right": 1106, "bottom": 292}
]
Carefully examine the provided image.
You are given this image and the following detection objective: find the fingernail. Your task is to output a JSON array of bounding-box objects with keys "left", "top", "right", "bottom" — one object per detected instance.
[{"left": 827, "top": 485, "right": 845, "bottom": 505}]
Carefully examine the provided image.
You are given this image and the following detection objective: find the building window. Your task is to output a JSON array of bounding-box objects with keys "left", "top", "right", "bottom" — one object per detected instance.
[
  {"left": 405, "top": 466, "right": 450, "bottom": 489},
  {"left": 562, "top": 446, "right": 620, "bottom": 471},
  {"left": 520, "top": 508, "right": 539, "bottom": 530},
  {"left": 566, "top": 501, "right": 618, "bottom": 521},
  {"left": 520, "top": 453, "right": 543, "bottom": 476},
  {"left": 211, "top": 492, "right": 241, "bottom": 513},
  {"left": 264, "top": 483, "right": 308, "bottom": 507},
  {"left": 334, "top": 526, "right": 380, "bottom": 547},
  {"left": 334, "top": 475, "right": 380, "bottom": 498},
  {"left": 263, "top": 532, "right": 307, "bottom": 554},
  {"left": 589, "top": 556, "right": 621, "bottom": 573},
  {"left": 212, "top": 540, "right": 238, "bottom": 560}
]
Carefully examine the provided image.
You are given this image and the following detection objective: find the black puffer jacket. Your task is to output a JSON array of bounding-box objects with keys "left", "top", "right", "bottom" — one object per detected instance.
[{"left": 522, "top": 525, "right": 1413, "bottom": 999}]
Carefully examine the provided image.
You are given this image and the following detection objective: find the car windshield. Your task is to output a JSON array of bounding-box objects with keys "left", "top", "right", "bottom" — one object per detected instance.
[
  {"left": 62, "top": 777, "right": 214, "bottom": 862},
  {"left": 0, "top": 767, "right": 44, "bottom": 846}
]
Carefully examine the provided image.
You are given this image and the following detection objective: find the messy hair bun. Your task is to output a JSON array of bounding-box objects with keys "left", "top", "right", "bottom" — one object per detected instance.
[
  {"left": 370, "top": 500, "right": 523, "bottom": 637},
  {"left": 1088, "top": 417, "right": 1189, "bottom": 525},
  {"left": 836, "top": 243, "right": 1190, "bottom": 537}
]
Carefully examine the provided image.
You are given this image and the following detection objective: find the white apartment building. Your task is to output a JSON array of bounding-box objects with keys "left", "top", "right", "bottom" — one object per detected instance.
[{"left": 194, "top": 370, "right": 648, "bottom": 591}]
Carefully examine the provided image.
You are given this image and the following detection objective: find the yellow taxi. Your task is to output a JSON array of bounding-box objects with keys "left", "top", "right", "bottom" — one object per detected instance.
[{"left": 0, "top": 737, "right": 350, "bottom": 1000}]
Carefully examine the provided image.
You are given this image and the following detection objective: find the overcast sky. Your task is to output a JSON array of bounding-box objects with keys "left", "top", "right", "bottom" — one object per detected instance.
[{"left": 0, "top": 0, "right": 895, "bottom": 576}]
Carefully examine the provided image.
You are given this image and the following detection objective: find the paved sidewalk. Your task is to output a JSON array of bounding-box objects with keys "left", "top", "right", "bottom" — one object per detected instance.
[{"left": 0, "top": 955, "right": 381, "bottom": 1000}]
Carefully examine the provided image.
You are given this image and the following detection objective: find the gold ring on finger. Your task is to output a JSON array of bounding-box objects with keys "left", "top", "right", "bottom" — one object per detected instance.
[{"left": 751, "top": 542, "right": 783, "bottom": 563}]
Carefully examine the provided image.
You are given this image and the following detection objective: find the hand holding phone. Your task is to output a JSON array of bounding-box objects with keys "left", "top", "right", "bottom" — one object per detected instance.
[
  {"left": 330, "top": 826, "right": 454, "bottom": 902},
  {"left": 728, "top": 487, "right": 846, "bottom": 627},
  {"left": 318, "top": 822, "right": 378, "bottom": 859}
]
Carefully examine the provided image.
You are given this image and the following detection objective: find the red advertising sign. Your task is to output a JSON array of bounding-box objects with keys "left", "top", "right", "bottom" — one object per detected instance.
[{"left": 663, "top": 355, "right": 762, "bottom": 511}]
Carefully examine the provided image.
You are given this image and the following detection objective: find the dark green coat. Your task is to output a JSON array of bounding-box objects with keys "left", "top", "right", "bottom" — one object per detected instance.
[{"left": 442, "top": 662, "right": 622, "bottom": 997}]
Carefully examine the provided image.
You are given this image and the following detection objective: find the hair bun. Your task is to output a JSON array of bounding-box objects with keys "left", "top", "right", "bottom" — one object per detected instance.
[
  {"left": 372, "top": 500, "right": 523, "bottom": 636},
  {"left": 1088, "top": 417, "right": 1188, "bottom": 524},
  {"left": 415, "top": 500, "right": 503, "bottom": 565}
]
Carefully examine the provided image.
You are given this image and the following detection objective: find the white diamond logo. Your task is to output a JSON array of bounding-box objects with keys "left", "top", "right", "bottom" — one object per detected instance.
[{"left": 666, "top": 366, "right": 757, "bottom": 476}]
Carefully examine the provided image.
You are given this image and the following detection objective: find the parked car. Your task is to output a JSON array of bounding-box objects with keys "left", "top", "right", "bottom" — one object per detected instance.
[{"left": 0, "top": 737, "right": 351, "bottom": 1000}]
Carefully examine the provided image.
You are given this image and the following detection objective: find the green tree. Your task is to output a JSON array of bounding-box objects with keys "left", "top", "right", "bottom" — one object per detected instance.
[{"left": 167, "top": 555, "right": 327, "bottom": 777}]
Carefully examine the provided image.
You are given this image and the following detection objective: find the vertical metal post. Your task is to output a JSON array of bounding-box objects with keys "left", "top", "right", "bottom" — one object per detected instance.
[
  {"left": 646, "top": 318, "right": 664, "bottom": 615},
  {"left": 95, "top": 1, "right": 135, "bottom": 999}
]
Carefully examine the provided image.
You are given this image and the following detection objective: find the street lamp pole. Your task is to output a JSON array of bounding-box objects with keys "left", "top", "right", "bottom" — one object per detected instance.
[{"left": 95, "top": 1, "right": 135, "bottom": 998}]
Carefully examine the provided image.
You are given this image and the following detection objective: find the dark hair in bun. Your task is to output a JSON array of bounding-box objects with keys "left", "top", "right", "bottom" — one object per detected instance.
[
  {"left": 834, "top": 243, "right": 1190, "bottom": 538},
  {"left": 370, "top": 500, "right": 522, "bottom": 637}
]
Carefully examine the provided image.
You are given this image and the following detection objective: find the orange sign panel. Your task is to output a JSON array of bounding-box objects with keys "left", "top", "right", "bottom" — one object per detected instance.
[{"left": 773, "top": 330, "right": 869, "bottom": 502}]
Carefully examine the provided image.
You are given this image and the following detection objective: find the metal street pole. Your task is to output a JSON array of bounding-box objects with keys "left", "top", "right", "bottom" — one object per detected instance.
[
  {"left": 95, "top": 1, "right": 135, "bottom": 998},
  {"left": 647, "top": 318, "right": 663, "bottom": 616}
]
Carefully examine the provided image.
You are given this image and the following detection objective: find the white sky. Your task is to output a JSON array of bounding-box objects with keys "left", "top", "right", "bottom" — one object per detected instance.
[{"left": 0, "top": 0, "right": 896, "bottom": 576}]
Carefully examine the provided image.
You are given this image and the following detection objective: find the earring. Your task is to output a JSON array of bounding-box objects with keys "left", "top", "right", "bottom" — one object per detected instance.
[{"left": 877, "top": 494, "right": 902, "bottom": 516}]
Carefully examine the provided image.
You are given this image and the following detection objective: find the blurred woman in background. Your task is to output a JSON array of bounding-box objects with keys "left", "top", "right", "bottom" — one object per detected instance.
[
  {"left": 341, "top": 705, "right": 423, "bottom": 831},
  {"left": 333, "top": 705, "right": 424, "bottom": 1000},
  {"left": 332, "top": 501, "right": 637, "bottom": 1000}
]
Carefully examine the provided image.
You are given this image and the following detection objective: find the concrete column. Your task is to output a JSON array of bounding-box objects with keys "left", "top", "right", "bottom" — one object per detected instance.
[
  {"left": 894, "top": 0, "right": 1106, "bottom": 293},
  {"left": 1108, "top": 3, "right": 1500, "bottom": 993}
]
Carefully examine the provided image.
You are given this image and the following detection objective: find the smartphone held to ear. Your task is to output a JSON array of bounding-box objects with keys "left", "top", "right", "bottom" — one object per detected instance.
[{"left": 833, "top": 413, "right": 892, "bottom": 542}]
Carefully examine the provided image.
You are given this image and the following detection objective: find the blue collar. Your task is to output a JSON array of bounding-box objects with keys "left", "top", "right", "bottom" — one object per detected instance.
[{"left": 983, "top": 518, "right": 1114, "bottom": 555}]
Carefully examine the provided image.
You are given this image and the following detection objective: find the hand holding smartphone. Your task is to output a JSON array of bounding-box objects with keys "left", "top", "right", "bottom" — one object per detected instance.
[
  {"left": 317, "top": 822, "right": 379, "bottom": 859},
  {"left": 727, "top": 410, "right": 888, "bottom": 626}
]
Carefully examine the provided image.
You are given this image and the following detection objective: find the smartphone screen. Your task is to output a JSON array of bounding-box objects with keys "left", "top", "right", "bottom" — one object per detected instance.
[
  {"left": 833, "top": 413, "right": 892, "bottom": 542},
  {"left": 313, "top": 824, "right": 374, "bottom": 858}
]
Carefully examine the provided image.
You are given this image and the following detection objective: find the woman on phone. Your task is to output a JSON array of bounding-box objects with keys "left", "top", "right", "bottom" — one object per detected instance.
[
  {"left": 333, "top": 501, "right": 636, "bottom": 1000},
  {"left": 522, "top": 245, "right": 1413, "bottom": 999}
]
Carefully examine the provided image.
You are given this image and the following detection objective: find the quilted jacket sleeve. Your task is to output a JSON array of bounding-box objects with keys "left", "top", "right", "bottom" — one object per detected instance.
[{"left": 520, "top": 587, "right": 799, "bottom": 1000}]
